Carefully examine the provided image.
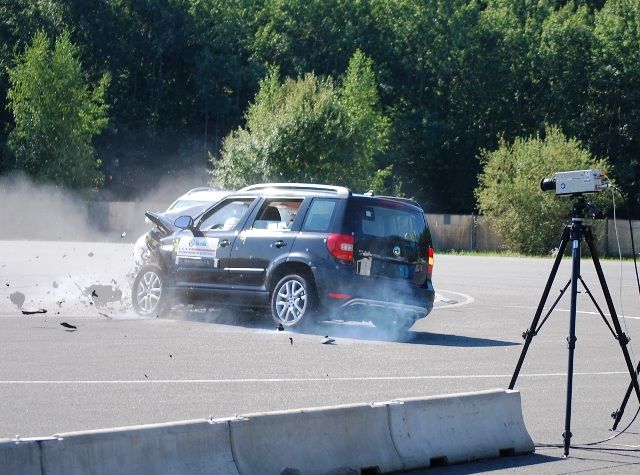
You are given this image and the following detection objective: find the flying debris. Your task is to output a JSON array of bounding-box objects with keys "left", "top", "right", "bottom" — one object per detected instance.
[
  {"left": 277, "top": 323, "right": 284, "bottom": 331},
  {"left": 21, "top": 308, "right": 47, "bottom": 315},
  {"left": 60, "top": 322, "right": 77, "bottom": 330},
  {"left": 91, "top": 290, "right": 98, "bottom": 298},
  {"left": 322, "top": 336, "right": 336, "bottom": 345},
  {"left": 120, "top": 232, "right": 127, "bottom": 238},
  {"left": 144, "top": 374, "right": 148, "bottom": 379}
]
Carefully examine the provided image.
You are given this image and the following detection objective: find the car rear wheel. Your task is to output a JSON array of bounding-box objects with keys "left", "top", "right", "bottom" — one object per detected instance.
[
  {"left": 132, "top": 265, "right": 168, "bottom": 317},
  {"left": 271, "top": 274, "right": 316, "bottom": 327}
]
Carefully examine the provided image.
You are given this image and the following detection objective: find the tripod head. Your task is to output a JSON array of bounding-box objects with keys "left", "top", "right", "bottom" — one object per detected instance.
[{"left": 571, "top": 195, "right": 603, "bottom": 221}]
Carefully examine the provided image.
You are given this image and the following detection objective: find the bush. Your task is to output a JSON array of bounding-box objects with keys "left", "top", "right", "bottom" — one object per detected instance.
[{"left": 475, "top": 126, "right": 609, "bottom": 254}]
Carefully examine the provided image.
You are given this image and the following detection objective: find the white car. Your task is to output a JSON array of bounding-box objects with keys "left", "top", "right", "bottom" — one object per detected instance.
[{"left": 166, "top": 187, "right": 227, "bottom": 212}]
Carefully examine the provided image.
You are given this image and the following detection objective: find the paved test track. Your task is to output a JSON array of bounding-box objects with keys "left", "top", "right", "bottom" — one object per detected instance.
[{"left": 2, "top": 240, "right": 640, "bottom": 474}]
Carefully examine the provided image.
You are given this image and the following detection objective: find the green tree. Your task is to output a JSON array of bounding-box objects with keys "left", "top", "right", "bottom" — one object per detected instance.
[
  {"left": 475, "top": 126, "right": 609, "bottom": 254},
  {"left": 6, "top": 30, "right": 109, "bottom": 188},
  {"left": 212, "top": 51, "right": 389, "bottom": 191}
]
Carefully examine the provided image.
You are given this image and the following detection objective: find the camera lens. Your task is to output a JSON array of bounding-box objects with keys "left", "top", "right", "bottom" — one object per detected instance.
[{"left": 540, "top": 178, "right": 556, "bottom": 192}]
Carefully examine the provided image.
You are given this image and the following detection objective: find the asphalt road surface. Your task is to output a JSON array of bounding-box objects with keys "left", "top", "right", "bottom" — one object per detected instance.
[{"left": 2, "top": 240, "right": 640, "bottom": 474}]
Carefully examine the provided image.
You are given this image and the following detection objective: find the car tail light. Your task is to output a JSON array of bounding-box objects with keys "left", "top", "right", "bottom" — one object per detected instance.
[
  {"left": 327, "top": 233, "right": 354, "bottom": 263},
  {"left": 427, "top": 246, "right": 434, "bottom": 278}
]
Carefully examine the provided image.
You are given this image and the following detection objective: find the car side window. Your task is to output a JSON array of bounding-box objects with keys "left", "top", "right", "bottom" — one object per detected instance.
[
  {"left": 198, "top": 199, "right": 254, "bottom": 231},
  {"left": 251, "top": 199, "right": 303, "bottom": 230},
  {"left": 301, "top": 199, "right": 337, "bottom": 232}
]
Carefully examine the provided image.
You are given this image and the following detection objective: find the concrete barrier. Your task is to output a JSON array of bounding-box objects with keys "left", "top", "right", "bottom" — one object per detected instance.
[
  {"left": 44, "top": 419, "right": 238, "bottom": 475},
  {"left": 388, "top": 389, "right": 534, "bottom": 469},
  {"left": 228, "top": 403, "right": 405, "bottom": 475},
  {"left": 0, "top": 390, "right": 534, "bottom": 474},
  {"left": 0, "top": 437, "right": 48, "bottom": 475}
]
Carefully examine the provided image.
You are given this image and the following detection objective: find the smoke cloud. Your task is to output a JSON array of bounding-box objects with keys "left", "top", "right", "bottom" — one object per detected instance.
[{"left": 0, "top": 168, "right": 215, "bottom": 242}]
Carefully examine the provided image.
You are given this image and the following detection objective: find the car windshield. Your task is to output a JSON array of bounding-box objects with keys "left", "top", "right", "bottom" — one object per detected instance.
[{"left": 167, "top": 199, "right": 210, "bottom": 210}]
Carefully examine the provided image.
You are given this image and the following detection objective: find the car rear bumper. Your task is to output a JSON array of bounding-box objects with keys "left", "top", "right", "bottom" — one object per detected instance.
[{"left": 312, "top": 265, "right": 435, "bottom": 318}]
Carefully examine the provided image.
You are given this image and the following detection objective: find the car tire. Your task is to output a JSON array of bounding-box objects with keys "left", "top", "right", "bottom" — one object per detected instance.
[
  {"left": 270, "top": 273, "right": 317, "bottom": 328},
  {"left": 132, "top": 264, "right": 169, "bottom": 317}
]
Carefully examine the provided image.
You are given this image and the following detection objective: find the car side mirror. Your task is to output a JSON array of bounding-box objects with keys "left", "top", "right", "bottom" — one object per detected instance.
[{"left": 174, "top": 215, "right": 194, "bottom": 230}]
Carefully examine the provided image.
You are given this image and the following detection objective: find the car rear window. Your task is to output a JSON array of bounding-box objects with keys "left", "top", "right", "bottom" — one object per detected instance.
[
  {"left": 350, "top": 199, "right": 430, "bottom": 247},
  {"left": 302, "top": 199, "right": 337, "bottom": 232}
]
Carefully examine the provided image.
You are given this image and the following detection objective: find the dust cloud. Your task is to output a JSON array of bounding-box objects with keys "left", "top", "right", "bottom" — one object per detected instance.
[{"left": 0, "top": 168, "right": 217, "bottom": 242}]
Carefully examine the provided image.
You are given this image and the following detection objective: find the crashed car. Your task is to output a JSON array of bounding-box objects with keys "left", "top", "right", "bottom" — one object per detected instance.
[
  {"left": 132, "top": 183, "right": 435, "bottom": 331},
  {"left": 133, "top": 189, "right": 227, "bottom": 276}
]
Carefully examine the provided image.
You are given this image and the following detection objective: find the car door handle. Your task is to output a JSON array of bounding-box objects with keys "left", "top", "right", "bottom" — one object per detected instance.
[
  {"left": 219, "top": 239, "right": 230, "bottom": 248},
  {"left": 274, "top": 240, "right": 287, "bottom": 248}
]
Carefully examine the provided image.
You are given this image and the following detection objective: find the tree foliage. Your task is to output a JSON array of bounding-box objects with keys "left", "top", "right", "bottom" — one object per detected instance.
[
  {"left": 212, "top": 51, "right": 389, "bottom": 191},
  {"left": 6, "top": 31, "right": 109, "bottom": 188},
  {"left": 476, "top": 127, "right": 609, "bottom": 254},
  {"left": 0, "top": 0, "right": 639, "bottom": 212}
]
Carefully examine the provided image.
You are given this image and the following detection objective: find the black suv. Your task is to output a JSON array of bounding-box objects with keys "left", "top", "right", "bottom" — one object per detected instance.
[{"left": 132, "top": 183, "right": 435, "bottom": 331}]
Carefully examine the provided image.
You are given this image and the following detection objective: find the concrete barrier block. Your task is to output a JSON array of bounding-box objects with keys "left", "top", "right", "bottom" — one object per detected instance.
[
  {"left": 229, "top": 403, "right": 404, "bottom": 475},
  {"left": 41, "top": 419, "right": 238, "bottom": 475},
  {"left": 388, "top": 389, "right": 534, "bottom": 469},
  {"left": 0, "top": 438, "right": 44, "bottom": 475}
]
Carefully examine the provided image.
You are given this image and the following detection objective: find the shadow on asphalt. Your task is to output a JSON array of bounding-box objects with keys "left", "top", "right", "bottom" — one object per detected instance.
[
  {"left": 407, "top": 453, "right": 560, "bottom": 474},
  {"left": 172, "top": 307, "right": 519, "bottom": 347}
]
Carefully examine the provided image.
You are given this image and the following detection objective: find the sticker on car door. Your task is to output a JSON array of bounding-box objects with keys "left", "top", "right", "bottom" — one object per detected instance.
[{"left": 177, "top": 236, "right": 220, "bottom": 259}]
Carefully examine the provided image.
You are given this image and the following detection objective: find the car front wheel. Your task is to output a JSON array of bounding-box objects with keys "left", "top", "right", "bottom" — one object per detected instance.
[
  {"left": 132, "top": 265, "right": 168, "bottom": 317},
  {"left": 270, "top": 274, "right": 316, "bottom": 327}
]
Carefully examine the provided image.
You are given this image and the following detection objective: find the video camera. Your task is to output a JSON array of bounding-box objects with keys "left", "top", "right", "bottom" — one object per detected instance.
[{"left": 540, "top": 169, "right": 607, "bottom": 196}]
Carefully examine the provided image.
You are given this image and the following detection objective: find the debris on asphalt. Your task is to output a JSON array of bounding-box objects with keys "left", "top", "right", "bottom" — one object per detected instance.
[
  {"left": 10, "top": 292, "right": 25, "bottom": 309},
  {"left": 21, "top": 308, "right": 47, "bottom": 315},
  {"left": 289, "top": 337, "right": 293, "bottom": 345},
  {"left": 56, "top": 299, "right": 64, "bottom": 307},
  {"left": 60, "top": 322, "right": 77, "bottom": 330},
  {"left": 98, "top": 312, "right": 112, "bottom": 319},
  {"left": 52, "top": 281, "right": 58, "bottom": 289},
  {"left": 322, "top": 336, "right": 336, "bottom": 345},
  {"left": 5, "top": 282, "right": 8, "bottom": 287},
  {"left": 88, "top": 252, "right": 94, "bottom": 257},
  {"left": 83, "top": 284, "right": 122, "bottom": 308},
  {"left": 144, "top": 374, "right": 148, "bottom": 379},
  {"left": 277, "top": 323, "right": 284, "bottom": 331},
  {"left": 121, "top": 232, "right": 127, "bottom": 238},
  {"left": 169, "top": 354, "right": 173, "bottom": 358}
]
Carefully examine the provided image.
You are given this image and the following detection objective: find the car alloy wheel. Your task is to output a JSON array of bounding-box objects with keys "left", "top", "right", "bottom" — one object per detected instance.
[
  {"left": 272, "top": 274, "right": 311, "bottom": 326},
  {"left": 132, "top": 265, "right": 165, "bottom": 316}
]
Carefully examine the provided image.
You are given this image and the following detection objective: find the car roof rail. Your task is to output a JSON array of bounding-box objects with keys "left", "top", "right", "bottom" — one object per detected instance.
[{"left": 239, "top": 183, "right": 351, "bottom": 198}]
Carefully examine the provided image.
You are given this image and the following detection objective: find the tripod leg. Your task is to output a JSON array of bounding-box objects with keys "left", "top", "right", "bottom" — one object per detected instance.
[
  {"left": 584, "top": 228, "right": 640, "bottom": 430},
  {"left": 509, "top": 226, "right": 570, "bottom": 390},
  {"left": 611, "top": 362, "right": 640, "bottom": 430},
  {"left": 563, "top": 223, "right": 583, "bottom": 457}
]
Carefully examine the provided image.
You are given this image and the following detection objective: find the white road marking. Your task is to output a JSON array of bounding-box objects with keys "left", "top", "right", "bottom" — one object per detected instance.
[
  {"left": 504, "top": 305, "right": 639, "bottom": 320},
  {"left": 434, "top": 289, "right": 475, "bottom": 309},
  {"left": 0, "top": 371, "right": 628, "bottom": 384}
]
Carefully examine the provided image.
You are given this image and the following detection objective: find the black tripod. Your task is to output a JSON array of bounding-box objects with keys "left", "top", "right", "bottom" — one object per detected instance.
[{"left": 508, "top": 196, "right": 640, "bottom": 457}]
